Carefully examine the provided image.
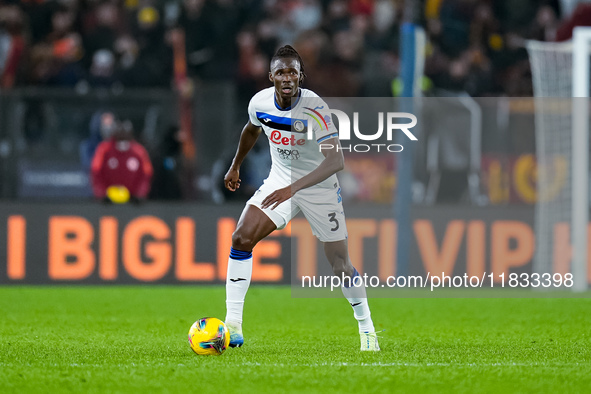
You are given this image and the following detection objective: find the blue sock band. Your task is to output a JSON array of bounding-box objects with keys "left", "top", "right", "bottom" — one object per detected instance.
[
  {"left": 230, "top": 247, "right": 252, "bottom": 261},
  {"left": 344, "top": 268, "right": 360, "bottom": 288}
]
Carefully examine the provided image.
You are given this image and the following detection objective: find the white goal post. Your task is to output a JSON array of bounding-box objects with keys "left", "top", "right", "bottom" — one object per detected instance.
[
  {"left": 571, "top": 27, "right": 590, "bottom": 292},
  {"left": 526, "top": 27, "right": 590, "bottom": 292}
]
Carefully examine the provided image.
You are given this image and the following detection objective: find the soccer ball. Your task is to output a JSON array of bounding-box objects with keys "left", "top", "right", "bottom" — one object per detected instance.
[{"left": 188, "top": 317, "right": 230, "bottom": 355}]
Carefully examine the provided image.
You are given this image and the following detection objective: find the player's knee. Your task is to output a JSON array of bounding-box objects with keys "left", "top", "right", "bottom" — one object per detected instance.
[{"left": 232, "top": 230, "right": 255, "bottom": 251}]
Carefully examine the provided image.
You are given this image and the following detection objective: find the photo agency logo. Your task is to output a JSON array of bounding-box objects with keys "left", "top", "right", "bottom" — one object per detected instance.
[{"left": 302, "top": 106, "right": 418, "bottom": 153}]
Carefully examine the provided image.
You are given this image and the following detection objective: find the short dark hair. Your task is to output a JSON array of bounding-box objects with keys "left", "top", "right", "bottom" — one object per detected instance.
[{"left": 271, "top": 45, "right": 306, "bottom": 81}]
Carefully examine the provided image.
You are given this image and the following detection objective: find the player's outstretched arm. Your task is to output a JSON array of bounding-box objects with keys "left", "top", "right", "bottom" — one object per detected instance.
[
  {"left": 262, "top": 137, "right": 344, "bottom": 209},
  {"left": 224, "top": 121, "right": 262, "bottom": 191}
]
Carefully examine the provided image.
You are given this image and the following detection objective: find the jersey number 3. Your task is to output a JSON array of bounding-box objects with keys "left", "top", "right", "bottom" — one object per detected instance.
[{"left": 328, "top": 213, "right": 339, "bottom": 232}]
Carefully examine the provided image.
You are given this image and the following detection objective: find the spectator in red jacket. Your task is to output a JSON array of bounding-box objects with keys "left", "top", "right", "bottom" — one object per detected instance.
[
  {"left": 556, "top": 3, "right": 591, "bottom": 41},
  {"left": 91, "top": 120, "right": 153, "bottom": 203}
]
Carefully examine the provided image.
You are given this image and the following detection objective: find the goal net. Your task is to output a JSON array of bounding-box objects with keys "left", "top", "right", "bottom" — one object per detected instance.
[{"left": 526, "top": 28, "right": 590, "bottom": 291}]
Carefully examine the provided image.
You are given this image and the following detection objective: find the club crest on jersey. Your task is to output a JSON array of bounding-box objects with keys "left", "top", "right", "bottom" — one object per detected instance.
[{"left": 293, "top": 120, "right": 305, "bottom": 132}]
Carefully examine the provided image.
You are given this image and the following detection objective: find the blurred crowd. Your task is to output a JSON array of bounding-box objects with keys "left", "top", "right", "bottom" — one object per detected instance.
[{"left": 0, "top": 0, "right": 584, "bottom": 97}]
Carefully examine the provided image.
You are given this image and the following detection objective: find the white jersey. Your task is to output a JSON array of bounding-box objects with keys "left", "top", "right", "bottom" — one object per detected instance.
[{"left": 248, "top": 87, "right": 339, "bottom": 189}]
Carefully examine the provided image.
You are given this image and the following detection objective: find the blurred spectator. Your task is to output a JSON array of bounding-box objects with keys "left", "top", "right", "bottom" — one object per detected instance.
[
  {"left": 80, "top": 110, "right": 116, "bottom": 170},
  {"left": 529, "top": 5, "right": 559, "bottom": 41},
  {"left": 0, "top": 4, "right": 25, "bottom": 89},
  {"left": 435, "top": 0, "right": 473, "bottom": 58},
  {"left": 175, "top": 0, "right": 221, "bottom": 79},
  {"left": 0, "top": 0, "right": 579, "bottom": 96},
  {"left": 119, "top": 5, "right": 172, "bottom": 87},
  {"left": 28, "top": 4, "right": 85, "bottom": 85},
  {"left": 90, "top": 48, "right": 116, "bottom": 83},
  {"left": 277, "top": 0, "right": 323, "bottom": 44},
  {"left": 75, "top": 48, "right": 121, "bottom": 89},
  {"left": 91, "top": 120, "right": 153, "bottom": 203},
  {"left": 112, "top": 34, "right": 139, "bottom": 77},
  {"left": 20, "top": 0, "right": 58, "bottom": 45},
  {"left": 81, "top": 1, "right": 121, "bottom": 70},
  {"left": 556, "top": 3, "right": 591, "bottom": 41},
  {"left": 207, "top": 0, "right": 242, "bottom": 78},
  {"left": 169, "top": 0, "right": 242, "bottom": 80},
  {"left": 150, "top": 125, "right": 183, "bottom": 200},
  {"left": 324, "top": 0, "right": 351, "bottom": 35},
  {"left": 236, "top": 30, "right": 270, "bottom": 101}
]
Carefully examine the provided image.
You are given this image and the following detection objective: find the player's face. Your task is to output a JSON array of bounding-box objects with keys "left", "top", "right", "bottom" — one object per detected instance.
[{"left": 269, "top": 58, "right": 302, "bottom": 103}]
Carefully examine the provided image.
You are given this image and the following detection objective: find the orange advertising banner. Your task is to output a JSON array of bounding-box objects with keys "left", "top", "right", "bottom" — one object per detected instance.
[{"left": 0, "top": 203, "right": 589, "bottom": 284}]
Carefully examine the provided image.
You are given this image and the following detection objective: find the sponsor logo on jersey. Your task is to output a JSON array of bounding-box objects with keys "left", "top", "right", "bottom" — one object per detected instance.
[
  {"left": 276, "top": 147, "right": 300, "bottom": 160},
  {"left": 270, "top": 130, "right": 306, "bottom": 146}
]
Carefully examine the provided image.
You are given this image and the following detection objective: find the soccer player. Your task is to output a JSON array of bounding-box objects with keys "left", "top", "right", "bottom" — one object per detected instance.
[{"left": 223, "top": 45, "right": 379, "bottom": 351}]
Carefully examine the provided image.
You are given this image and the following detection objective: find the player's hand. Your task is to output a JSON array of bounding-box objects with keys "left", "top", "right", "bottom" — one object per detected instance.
[
  {"left": 224, "top": 168, "right": 241, "bottom": 191},
  {"left": 261, "top": 186, "right": 294, "bottom": 210}
]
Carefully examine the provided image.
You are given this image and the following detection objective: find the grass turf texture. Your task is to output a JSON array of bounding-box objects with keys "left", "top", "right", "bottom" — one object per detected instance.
[{"left": 1, "top": 286, "right": 590, "bottom": 393}]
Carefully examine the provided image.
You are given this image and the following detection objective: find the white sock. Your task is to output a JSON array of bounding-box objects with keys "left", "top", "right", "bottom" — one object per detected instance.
[
  {"left": 225, "top": 247, "right": 253, "bottom": 328},
  {"left": 341, "top": 268, "right": 375, "bottom": 333}
]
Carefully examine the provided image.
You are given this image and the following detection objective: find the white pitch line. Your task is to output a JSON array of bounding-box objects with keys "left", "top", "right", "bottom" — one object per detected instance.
[
  {"left": 238, "top": 362, "right": 586, "bottom": 367},
  {"left": 0, "top": 362, "right": 587, "bottom": 368}
]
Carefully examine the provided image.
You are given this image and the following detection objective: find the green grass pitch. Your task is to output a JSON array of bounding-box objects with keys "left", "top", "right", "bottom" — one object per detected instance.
[{"left": 1, "top": 286, "right": 590, "bottom": 393}]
